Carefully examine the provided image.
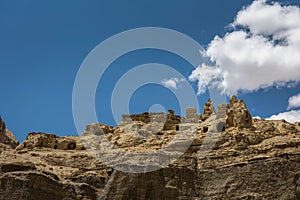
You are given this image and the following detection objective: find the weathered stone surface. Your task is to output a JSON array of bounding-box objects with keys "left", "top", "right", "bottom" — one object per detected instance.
[
  {"left": 0, "top": 117, "right": 5, "bottom": 136},
  {"left": 119, "top": 111, "right": 182, "bottom": 137},
  {"left": 0, "top": 142, "right": 12, "bottom": 152},
  {"left": 229, "top": 94, "right": 237, "bottom": 108},
  {"left": 0, "top": 97, "right": 300, "bottom": 199},
  {"left": 217, "top": 104, "right": 228, "bottom": 119},
  {"left": 200, "top": 99, "right": 215, "bottom": 121},
  {"left": 0, "top": 117, "right": 19, "bottom": 148},
  {"left": 16, "top": 132, "right": 85, "bottom": 150},
  {"left": 186, "top": 107, "right": 199, "bottom": 123},
  {"left": 0, "top": 161, "right": 36, "bottom": 173},
  {"left": 0, "top": 172, "right": 98, "bottom": 200},
  {"left": 106, "top": 155, "right": 300, "bottom": 200},
  {"left": 226, "top": 96, "right": 253, "bottom": 128}
]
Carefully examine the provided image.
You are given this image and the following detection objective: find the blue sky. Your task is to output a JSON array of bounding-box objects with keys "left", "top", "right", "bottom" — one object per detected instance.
[{"left": 1, "top": 0, "right": 300, "bottom": 142}]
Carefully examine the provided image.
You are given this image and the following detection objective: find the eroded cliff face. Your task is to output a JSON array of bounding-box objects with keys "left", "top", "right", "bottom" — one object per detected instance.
[
  {"left": 1, "top": 98, "right": 300, "bottom": 200},
  {"left": 226, "top": 95, "right": 253, "bottom": 129},
  {"left": 0, "top": 116, "right": 19, "bottom": 150}
]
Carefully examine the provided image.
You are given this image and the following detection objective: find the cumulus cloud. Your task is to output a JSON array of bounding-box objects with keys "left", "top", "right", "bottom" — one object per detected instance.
[
  {"left": 259, "top": 93, "right": 300, "bottom": 123},
  {"left": 288, "top": 93, "right": 300, "bottom": 109},
  {"left": 161, "top": 77, "right": 184, "bottom": 90},
  {"left": 188, "top": 64, "right": 223, "bottom": 94},
  {"left": 190, "top": 0, "right": 300, "bottom": 95},
  {"left": 266, "top": 110, "right": 300, "bottom": 123},
  {"left": 253, "top": 116, "right": 262, "bottom": 120}
]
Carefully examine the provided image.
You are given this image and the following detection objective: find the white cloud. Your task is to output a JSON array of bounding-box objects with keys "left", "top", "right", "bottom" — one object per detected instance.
[
  {"left": 234, "top": 0, "right": 300, "bottom": 37},
  {"left": 161, "top": 77, "right": 184, "bottom": 90},
  {"left": 262, "top": 93, "right": 300, "bottom": 123},
  {"left": 190, "top": 0, "right": 300, "bottom": 95},
  {"left": 288, "top": 93, "right": 300, "bottom": 109},
  {"left": 253, "top": 116, "right": 262, "bottom": 119},
  {"left": 267, "top": 109, "right": 300, "bottom": 123},
  {"left": 188, "top": 64, "right": 223, "bottom": 95}
]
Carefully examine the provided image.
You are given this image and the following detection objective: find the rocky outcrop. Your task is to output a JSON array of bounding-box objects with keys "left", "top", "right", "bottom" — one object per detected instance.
[
  {"left": 16, "top": 132, "right": 85, "bottom": 150},
  {"left": 0, "top": 117, "right": 18, "bottom": 148},
  {"left": 0, "top": 171, "right": 98, "bottom": 200},
  {"left": 0, "top": 97, "right": 300, "bottom": 199},
  {"left": 122, "top": 110, "right": 182, "bottom": 131},
  {"left": 226, "top": 95, "right": 253, "bottom": 129},
  {"left": 164, "top": 110, "right": 182, "bottom": 130},
  {"left": 200, "top": 99, "right": 215, "bottom": 121},
  {"left": 0, "top": 117, "right": 5, "bottom": 136},
  {"left": 119, "top": 110, "right": 182, "bottom": 138},
  {"left": 106, "top": 155, "right": 300, "bottom": 200}
]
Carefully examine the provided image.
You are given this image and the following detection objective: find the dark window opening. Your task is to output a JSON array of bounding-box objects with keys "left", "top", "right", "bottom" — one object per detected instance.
[
  {"left": 156, "top": 132, "right": 163, "bottom": 135},
  {"left": 53, "top": 145, "right": 58, "bottom": 149},
  {"left": 245, "top": 119, "right": 249, "bottom": 123},
  {"left": 67, "top": 143, "right": 76, "bottom": 150},
  {"left": 203, "top": 126, "right": 208, "bottom": 133},
  {"left": 176, "top": 125, "right": 179, "bottom": 131}
]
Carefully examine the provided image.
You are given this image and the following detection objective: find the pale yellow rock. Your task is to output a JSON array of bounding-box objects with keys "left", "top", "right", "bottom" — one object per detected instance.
[
  {"left": 0, "top": 116, "right": 19, "bottom": 148},
  {"left": 0, "top": 97, "right": 300, "bottom": 199},
  {"left": 226, "top": 96, "right": 253, "bottom": 128}
]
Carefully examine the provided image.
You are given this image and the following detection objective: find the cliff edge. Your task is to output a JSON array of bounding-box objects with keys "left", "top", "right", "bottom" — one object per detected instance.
[{"left": 0, "top": 96, "right": 300, "bottom": 200}]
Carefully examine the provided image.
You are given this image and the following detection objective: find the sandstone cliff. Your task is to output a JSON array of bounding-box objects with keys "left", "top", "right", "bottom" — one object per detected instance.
[
  {"left": 0, "top": 98, "right": 300, "bottom": 200},
  {"left": 0, "top": 116, "right": 19, "bottom": 150}
]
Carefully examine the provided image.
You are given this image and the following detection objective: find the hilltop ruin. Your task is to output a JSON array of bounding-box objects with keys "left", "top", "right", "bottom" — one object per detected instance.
[{"left": 0, "top": 96, "right": 300, "bottom": 199}]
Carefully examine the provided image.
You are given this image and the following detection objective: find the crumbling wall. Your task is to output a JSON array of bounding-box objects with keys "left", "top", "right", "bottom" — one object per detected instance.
[
  {"left": 226, "top": 95, "right": 253, "bottom": 128},
  {"left": 200, "top": 99, "right": 215, "bottom": 121},
  {"left": 186, "top": 107, "right": 199, "bottom": 123}
]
